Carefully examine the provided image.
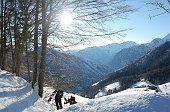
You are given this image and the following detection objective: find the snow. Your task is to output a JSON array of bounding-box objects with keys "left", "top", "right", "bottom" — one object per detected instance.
[
  {"left": 158, "top": 82, "right": 170, "bottom": 95},
  {"left": 163, "top": 33, "right": 170, "bottom": 41},
  {"left": 132, "top": 79, "right": 154, "bottom": 88},
  {"left": 91, "top": 82, "right": 99, "bottom": 87},
  {"left": 105, "top": 82, "right": 120, "bottom": 91},
  {"left": 0, "top": 70, "right": 56, "bottom": 112},
  {"left": 61, "top": 88, "right": 170, "bottom": 112},
  {"left": 43, "top": 87, "right": 89, "bottom": 107},
  {"left": 95, "top": 90, "right": 107, "bottom": 98},
  {"left": 95, "top": 82, "right": 120, "bottom": 98},
  {"left": 1, "top": 70, "right": 170, "bottom": 112}
]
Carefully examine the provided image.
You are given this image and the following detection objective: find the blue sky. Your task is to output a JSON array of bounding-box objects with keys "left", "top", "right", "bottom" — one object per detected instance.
[
  {"left": 62, "top": 0, "right": 170, "bottom": 50},
  {"left": 111, "top": 0, "right": 170, "bottom": 44}
]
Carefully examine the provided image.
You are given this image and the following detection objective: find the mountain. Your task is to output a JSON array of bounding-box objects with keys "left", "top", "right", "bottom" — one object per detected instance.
[
  {"left": 67, "top": 34, "right": 170, "bottom": 73},
  {"left": 109, "top": 34, "right": 170, "bottom": 71},
  {"left": 44, "top": 48, "right": 109, "bottom": 93},
  {"left": 83, "top": 41, "right": 170, "bottom": 98},
  {"left": 163, "top": 33, "right": 170, "bottom": 41},
  {"left": 67, "top": 41, "right": 137, "bottom": 66},
  {"left": 44, "top": 34, "right": 170, "bottom": 94},
  {"left": 110, "top": 44, "right": 152, "bottom": 71}
]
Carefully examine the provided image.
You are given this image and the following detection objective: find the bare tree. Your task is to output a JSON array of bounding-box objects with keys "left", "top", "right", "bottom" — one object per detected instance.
[
  {"left": 147, "top": 0, "right": 170, "bottom": 18},
  {"left": 47, "top": 0, "right": 135, "bottom": 49}
]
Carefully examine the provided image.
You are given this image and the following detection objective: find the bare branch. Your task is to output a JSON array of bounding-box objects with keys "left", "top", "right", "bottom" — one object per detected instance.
[{"left": 147, "top": 0, "right": 170, "bottom": 19}]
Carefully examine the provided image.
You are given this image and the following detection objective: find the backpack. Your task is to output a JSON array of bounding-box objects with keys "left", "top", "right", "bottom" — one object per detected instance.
[{"left": 58, "top": 90, "right": 63, "bottom": 97}]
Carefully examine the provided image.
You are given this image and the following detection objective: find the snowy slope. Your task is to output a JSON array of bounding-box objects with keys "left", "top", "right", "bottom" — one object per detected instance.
[
  {"left": 163, "top": 33, "right": 170, "bottom": 41},
  {"left": 132, "top": 80, "right": 170, "bottom": 96},
  {"left": 0, "top": 70, "right": 56, "bottom": 112},
  {"left": 60, "top": 87, "right": 170, "bottom": 112},
  {"left": 105, "top": 82, "right": 120, "bottom": 91},
  {"left": 43, "top": 87, "right": 89, "bottom": 108},
  {"left": 132, "top": 79, "right": 154, "bottom": 88},
  {"left": 158, "top": 82, "right": 170, "bottom": 95},
  {"left": 95, "top": 82, "right": 121, "bottom": 98},
  {"left": 1, "top": 70, "right": 170, "bottom": 112}
]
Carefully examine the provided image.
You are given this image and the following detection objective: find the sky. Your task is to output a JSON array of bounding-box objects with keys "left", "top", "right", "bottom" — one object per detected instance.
[
  {"left": 114, "top": 0, "right": 170, "bottom": 44},
  {"left": 55, "top": 0, "right": 170, "bottom": 50}
]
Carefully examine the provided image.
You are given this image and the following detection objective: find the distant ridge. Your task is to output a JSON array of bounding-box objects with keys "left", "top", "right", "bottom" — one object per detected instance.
[{"left": 83, "top": 41, "right": 170, "bottom": 98}]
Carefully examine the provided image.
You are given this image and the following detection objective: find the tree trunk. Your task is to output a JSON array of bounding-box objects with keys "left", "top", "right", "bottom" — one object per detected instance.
[
  {"left": 26, "top": 41, "right": 31, "bottom": 83},
  {"left": 2, "top": 2, "right": 7, "bottom": 70},
  {"left": 32, "top": 0, "right": 39, "bottom": 88},
  {"left": 38, "top": 0, "right": 47, "bottom": 97},
  {"left": 15, "top": 35, "right": 21, "bottom": 76},
  {"left": 0, "top": 0, "right": 4, "bottom": 69},
  {"left": 8, "top": 17, "right": 15, "bottom": 74},
  {"left": 13, "top": 0, "right": 19, "bottom": 75}
]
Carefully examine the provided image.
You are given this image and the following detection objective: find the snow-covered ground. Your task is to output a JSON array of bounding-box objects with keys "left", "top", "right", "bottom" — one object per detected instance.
[
  {"left": 105, "top": 82, "right": 120, "bottom": 91},
  {"left": 158, "top": 82, "right": 170, "bottom": 95},
  {"left": 61, "top": 88, "right": 170, "bottom": 112},
  {"left": 1, "top": 70, "right": 170, "bottom": 112},
  {"left": 0, "top": 70, "right": 56, "bottom": 112},
  {"left": 95, "top": 82, "right": 120, "bottom": 98},
  {"left": 132, "top": 79, "right": 155, "bottom": 88},
  {"left": 43, "top": 87, "right": 89, "bottom": 108}
]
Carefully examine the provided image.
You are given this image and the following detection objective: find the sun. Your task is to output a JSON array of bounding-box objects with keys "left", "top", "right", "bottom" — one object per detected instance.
[{"left": 60, "top": 11, "right": 73, "bottom": 28}]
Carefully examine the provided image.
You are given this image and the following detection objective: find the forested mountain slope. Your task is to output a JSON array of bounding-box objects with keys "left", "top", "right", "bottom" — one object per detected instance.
[
  {"left": 83, "top": 41, "right": 170, "bottom": 98},
  {"left": 110, "top": 34, "right": 170, "bottom": 71},
  {"left": 44, "top": 48, "right": 109, "bottom": 93}
]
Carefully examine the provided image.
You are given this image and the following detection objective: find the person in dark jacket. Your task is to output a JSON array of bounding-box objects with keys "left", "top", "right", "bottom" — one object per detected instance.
[
  {"left": 64, "top": 95, "right": 77, "bottom": 105},
  {"left": 55, "top": 89, "right": 63, "bottom": 110},
  {"left": 69, "top": 96, "right": 77, "bottom": 105}
]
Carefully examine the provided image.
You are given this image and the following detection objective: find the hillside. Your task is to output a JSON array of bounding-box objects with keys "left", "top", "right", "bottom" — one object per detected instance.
[
  {"left": 84, "top": 41, "right": 170, "bottom": 98},
  {"left": 43, "top": 34, "right": 170, "bottom": 94},
  {"left": 109, "top": 33, "right": 170, "bottom": 71},
  {"left": 67, "top": 41, "right": 137, "bottom": 66},
  {"left": 68, "top": 34, "right": 170, "bottom": 73},
  {"left": 1, "top": 70, "right": 170, "bottom": 112},
  {"left": 43, "top": 80, "right": 170, "bottom": 112},
  {"left": 60, "top": 86, "right": 170, "bottom": 112},
  {"left": 0, "top": 70, "right": 56, "bottom": 112},
  {"left": 110, "top": 44, "right": 152, "bottom": 71},
  {"left": 44, "top": 48, "right": 109, "bottom": 93}
]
